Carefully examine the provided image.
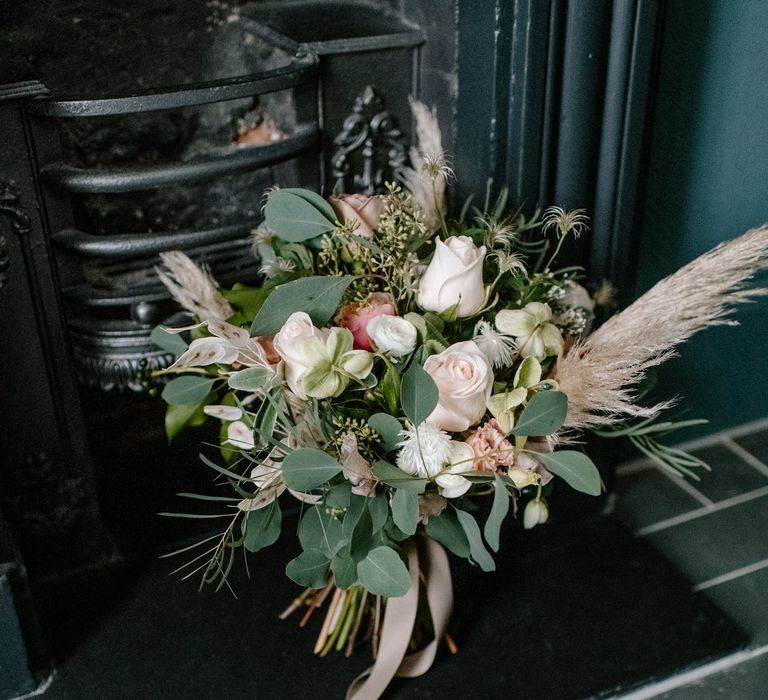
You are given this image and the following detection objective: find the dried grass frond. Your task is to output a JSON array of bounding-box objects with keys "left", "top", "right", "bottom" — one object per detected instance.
[
  {"left": 398, "top": 98, "right": 447, "bottom": 230},
  {"left": 156, "top": 250, "right": 234, "bottom": 322},
  {"left": 555, "top": 225, "right": 768, "bottom": 431}
]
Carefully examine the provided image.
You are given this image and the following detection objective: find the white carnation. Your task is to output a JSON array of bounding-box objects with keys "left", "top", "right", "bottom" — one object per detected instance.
[{"left": 396, "top": 422, "right": 453, "bottom": 478}]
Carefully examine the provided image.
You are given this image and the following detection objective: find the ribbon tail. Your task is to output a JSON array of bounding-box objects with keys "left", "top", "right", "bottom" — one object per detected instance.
[{"left": 345, "top": 540, "right": 420, "bottom": 700}]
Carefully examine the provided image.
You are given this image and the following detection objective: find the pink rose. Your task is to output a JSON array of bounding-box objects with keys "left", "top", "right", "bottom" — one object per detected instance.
[
  {"left": 329, "top": 194, "right": 384, "bottom": 238},
  {"left": 465, "top": 419, "right": 516, "bottom": 471},
  {"left": 335, "top": 292, "right": 397, "bottom": 351}
]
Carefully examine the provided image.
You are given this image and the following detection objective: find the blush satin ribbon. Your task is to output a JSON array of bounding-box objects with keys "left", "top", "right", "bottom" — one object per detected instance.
[{"left": 346, "top": 537, "right": 453, "bottom": 700}]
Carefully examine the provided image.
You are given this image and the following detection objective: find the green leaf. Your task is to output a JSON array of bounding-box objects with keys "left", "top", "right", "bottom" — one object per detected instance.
[
  {"left": 372, "top": 461, "right": 428, "bottom": 493},
  {"left": 263, "top": 190, "right": 335, "bottom": 242},
  {"left": 286, "top": 549, "right": 330, "bottom": 588},
  {"left": 150, "top": 325, "right": 187, "bottom": 358},
  {"left": 380, "top": 363, "right": 401, "bottom": 416},
  {"left": 161, "top": 376, "right": 217, "bottom": 406},
  {"left": 299, "top": 506, "right": 345, "bottom": 556},
  {"left": 164, "top": 400, "right": 207, "bottom": 440},
  {"left": 342, "top": 494, "right": 368, "bottom": 539},
  {"left": 455, "top": 509, "right": 496, "bottom": 571},
  {"left": 400, "top": 360, "right": 439, "bottom": 425},
  {"left": 250, "top": 275, "right": 355, "bottom": 337},
  {"left": 368, "top": 493, "right": 389, "bottom": 533},
  {"left": 243, "top": 500, "right": 282, "bottom": 553},
  {"left": 537, "top": 450, "right": 602, "bottom": 496},
  {"left": 331, "top": 546, "right": 357, "bottom": 589},
  {"left": 368, "top": 413, "right": 403, "bottom": 453},
  {"left": 281, "top": 447, "right": 342, "bottom": 491},
  {"left": 357, "top": 546, "right": 412, "bottom": 598},
  {"left": 391, "top": 489, "right": 419, "bottom": 536},
  {"left": 227, "top": 367, "right": 272, "bottom": 392},
  {"left": 424, "top": 509, "right": 470, "bottom": 558},
  {"left": 510, "top": 390, "right": 568, "bottom": 436},
  {"left": 350, "top": 504, "right": 373, "bottom": 563},
  {"left": 325, "top": 482, "right": 352, "bottom": 510},
  {"left": 483, "top": 473, "right": 510, "bottom": 552},
  {"left": 274, "top": 188, "right": 337, "bottom": 223}
]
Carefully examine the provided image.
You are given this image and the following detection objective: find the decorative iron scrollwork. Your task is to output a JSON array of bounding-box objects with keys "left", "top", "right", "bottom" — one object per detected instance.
[
  {"left": 331, "top": 86, "right": 407, "bottom": 194},
  {"left": 0, "top": 179, "right": 32, "bottom": 292}
]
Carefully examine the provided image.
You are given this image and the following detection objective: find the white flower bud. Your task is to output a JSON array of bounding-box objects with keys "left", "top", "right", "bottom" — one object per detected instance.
[
  {"left": 523, "top": 499, "right": 549, "bottom": 530},
  {"left": 366, "top": 315, "right": 418, "bottom": 357}
]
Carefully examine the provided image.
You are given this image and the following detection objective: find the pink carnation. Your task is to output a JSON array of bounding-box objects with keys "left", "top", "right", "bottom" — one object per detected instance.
[
  {"left": 465, "top": 419, "right": 516, "bottom": 471},
  {"left": 335, "top": 292, "right": 397, "bottom": 351}
]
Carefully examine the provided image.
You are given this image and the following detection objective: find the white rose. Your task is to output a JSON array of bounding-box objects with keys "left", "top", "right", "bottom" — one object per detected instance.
[
  {"left": 424, "top": 340, "right": 494, "bottom": 432},
  {"left": 366, "top": 315, "right": 418, "bottom": 357},
  {"left": 272, "top": 311, "right": 328, "bottom": 399},
  {"left": 436, "top": 441, "right": 473, "bottom": 498},
  {"left": 418, "top": 236, "right": 486, "bottom": 317}
]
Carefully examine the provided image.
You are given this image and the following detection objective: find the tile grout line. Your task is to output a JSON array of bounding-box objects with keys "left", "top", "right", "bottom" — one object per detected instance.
[
  {"left": 693, "top": 557, "right": 768, "bottom": 592},
  {"left": 655, "top": 465, "right": 713, "bottom": 507},
  {"left": 635, "top": 485, "right": 768, "bottom": 536},
  {"left": 722, "top": 437, "right": 768, "bottom": 478},
  {"left": 610, "top": 643, "right": 768, "bottom": 700}
]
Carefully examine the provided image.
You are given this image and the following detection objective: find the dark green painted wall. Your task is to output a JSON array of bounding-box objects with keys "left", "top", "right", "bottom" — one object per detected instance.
[{"left": 635, "top": 0, "right": 768, "bottom": 436}]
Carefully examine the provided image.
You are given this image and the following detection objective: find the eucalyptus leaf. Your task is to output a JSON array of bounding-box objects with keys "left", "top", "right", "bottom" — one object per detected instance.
[
  {"left": 342, "top": 494, "right": 368, "bottom": 539},
  {"left": 350, "top": 505, "right": 373, "bottom": 563},
  {"left": 368, "top": 413, "right": 403, "bottom": 453},
  {"left": 424, "top": 509, "right": 470, "bottom": 558},
  {"left": 483, "top": 473, "right": 510, "bottom": 552},
  {"left": 250, "top": 275, "right": 355, "bottom": 336},
  {"left": 281, "top": 447, "right": 342, "bottom": 491},
  {"left": 400, "top": 361, "right": 439, "bottom": 425},
  {"left": 372, "top": 461, "right": 427, "bottom": 493},
  {"left": 150, "top": 325, "right": 188, "bottom": 357},
  {"left": 298, "top": 506, "right": 345, "bottom": 557},
  {"left": 165, "top": 400, "right": 207, "bottom": 441},
  {"left": 455, "top": 509, "right": 496, "bottom": 571},
  {"left": 227, "top": 367, "right": 272, "bottom": 392},
  {"left": 325, "top": 482, "right": 352, "bottom": 510},
  {"left": 331, "top": 546, "right": 358, "bottom": 589},
  {"left": 510, "top": 390, "right": 568, "bottom": 436},
  {"left": 368, "top": 493, "right": 389, "bottom": 533},
  {"left": 161, "top": 376, "right": 217, "bottom": 406},
  {"left": 391, "top": 489, "right": 419, "bottom": 536},
  {"left": 357, "top": 546, "right": 411, "bottom": 598},
  {"left": 537, "top": 450, "right": 602, "bottom": 496},
  {"left": 276, "top": 188, "right": 337, "bottom": 222},
  {"left": 243, "top": 500, "right": 282, "bottom": 553},
  {"left": 263, "top": 190, "right": 335, "bottom": 242},
  {"left": 286, "top": 549, "right": 330, "bottom": 588}
]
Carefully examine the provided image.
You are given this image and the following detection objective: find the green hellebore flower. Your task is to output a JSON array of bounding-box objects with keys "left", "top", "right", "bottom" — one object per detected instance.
[
  {"left": 299, "top": 327, "right": 374, "bottom": 399},
  {"left": 495, "top": 302, "right": 564, "bottom": 360}
]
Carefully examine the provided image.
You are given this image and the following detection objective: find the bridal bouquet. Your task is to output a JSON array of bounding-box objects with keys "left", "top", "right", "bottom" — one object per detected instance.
[{"left": 151, "top": 103, "right": 768, "bottom": 698}]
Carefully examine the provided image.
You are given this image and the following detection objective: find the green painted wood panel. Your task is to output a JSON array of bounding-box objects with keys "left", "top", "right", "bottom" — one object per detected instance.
[{"left": 635, "top": 0, "right": 768, "bottom": 436}]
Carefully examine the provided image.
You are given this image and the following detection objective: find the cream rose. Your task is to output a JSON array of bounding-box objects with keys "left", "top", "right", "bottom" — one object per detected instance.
[
  {"left": 424, "top": 340, "right": 494, "bottom": 432},
  {"left": 366, "top": 315, "right": 418, "bottom": 357},
  {"left": 329, "top": 193, "right": 383, "bottom": 238},
  {"left": 272, "top": 312, "right": 328, "bottom": 399},
  {"left": 417, "top": 236, "right": 487, "bottom": 317}
]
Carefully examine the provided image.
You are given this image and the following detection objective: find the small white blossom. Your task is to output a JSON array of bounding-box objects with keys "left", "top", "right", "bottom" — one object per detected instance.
[
  {"left": 396, "top": 422, "right": 453, "bottom": 478},
  {"left": 259, "top": 256, "right": 296, "bottom": 279},
  {"left": 473, "top": 320, "right": 516, "bottom": 369}
]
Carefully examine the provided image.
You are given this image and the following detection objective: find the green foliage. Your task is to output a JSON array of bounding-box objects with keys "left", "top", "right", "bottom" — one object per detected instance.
[
  {"left": 263, "top": 189, "right": 336, "bottom": 242},
  {"left": 331, "top": 547, "right": 357, "bottom": 589},
  {"left": 243, "top": 501, "right": 282, "bottom": 553},
  {"left": 299, "top": 506, "right": 345, "bottom": 557},
  {"left": 424, "top": 509, "right": 470, "bottom": 558},
  {"left": 161, "top": 376, "right": 217, "bottom": 406},
  {"left": 349, "top": 504, "right": 373, "bottom": 563},
  {"left": 164, "top": 400, "right": 208, "bottom": 440},
  {"left": 372, "top": 461, "right": 427, "bottom": 493},
  {"left": 368, "top": 413, "right": 403, "bottom": 453},
  {"left": 150, "top": 326, "right": 187, "bottom": 357},
  {"left": 511, "top": 390, "right": 568, "bottom": 436},
  {"left": 227, "top": 367, "right": 272, "bottom": 392},
  {"left": 391, "top": 489, "right": 419, "bottom": 536},
  {"left": 538, "top": 450, "right": 602, "bottom": 496},
  {"left": 400, "top": 360, "right": 439, "bottom": 425},
  {"left": 629, "top": 434, "right": 711, "bottom": 481},
  {"left": 356, "top": 546, "right": 411, "bottom": 598},
  {"left": 484, "top": 473, "right": 510, "bottom": 552},
  {"left": 281, "top": 448, "right": 343, "bottom": 491},
  {"left": 250, "top": 276, "right": 356, "bottom": 336},
  {"left": 380, "top": 362, "right": 401, "bottom": 416},
  {"left": 286, "top": 550, "right": 330, "bottom": 588},
  {"left": 455, "top": 509, "right": 495, "bottom": 572},
  {"left": 368, "top": 492, "right": 389, "bottom": 532}
]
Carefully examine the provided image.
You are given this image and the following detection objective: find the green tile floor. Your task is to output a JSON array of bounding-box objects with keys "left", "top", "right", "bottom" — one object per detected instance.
[{"left": 611, "top": 419, "right": 768, "bottom": 699}]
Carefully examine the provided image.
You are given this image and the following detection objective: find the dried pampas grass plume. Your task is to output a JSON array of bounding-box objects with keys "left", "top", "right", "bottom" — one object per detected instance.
[
  {"left": 399, "top": 97, "right": 448, "bottom": 230},
  {"left": 156, "top": 250, "right": 233, "bottom": 322},
  {"left": 556, "top": 225, "right": 768, "bottom": 431}
]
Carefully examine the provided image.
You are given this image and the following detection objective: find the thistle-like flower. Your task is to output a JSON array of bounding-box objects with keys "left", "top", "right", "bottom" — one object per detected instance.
[
  {"left": 251, "top": 226, "right": 274, "bottom": 248},
  {"left": 491, "top": 249, "right": 527, "bottom": 276},
  {"left": 473, "top": 320, "right": 517, "bottom": 369},
  {"left": 259, "top": 256, "right": 296, "bottom": 278},
  {"left": 396, "top": 421, "right": 453, "bottom": 478},
  {"left": 542, "top": 206, "right": 589, "bottom": 239}
]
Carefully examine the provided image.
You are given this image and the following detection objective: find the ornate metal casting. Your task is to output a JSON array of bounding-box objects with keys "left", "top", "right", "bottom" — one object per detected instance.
[
  {"left": 331, "top": 86, "right": 407, "bottom": 194},
  {"left": 0, "top": 179, "right": 31, "bottom": 292}
]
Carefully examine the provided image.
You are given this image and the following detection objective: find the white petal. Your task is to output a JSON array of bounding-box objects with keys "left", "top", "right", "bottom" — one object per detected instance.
[{"left": 203, "top": 405, "right": 242, "bottom": 421}]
